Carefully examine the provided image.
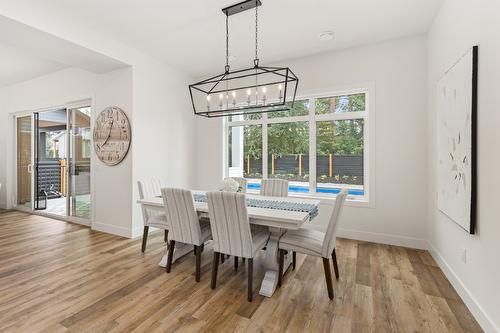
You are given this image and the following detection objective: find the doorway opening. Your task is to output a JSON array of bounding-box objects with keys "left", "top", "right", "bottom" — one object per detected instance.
[{"left": 15, "top": 104, "right": 92, "bottom": 222}]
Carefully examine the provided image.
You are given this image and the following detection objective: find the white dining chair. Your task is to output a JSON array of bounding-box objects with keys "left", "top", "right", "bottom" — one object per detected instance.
[
  {"left": 138, "top": 179, "right": 169, "bottom": 252},
  {"left": 278, "top": 188, "right": 348, "bottom": 300},
  {"left": 162, "top": 188, "right": 212, "bottom": 282},
  {"left": 207, "top": 191, "right": 270, "bottom": 302},
  {"left": 224, "top": 177, "right": 247, "bottom": 193},
  {"left": 260, "top": 179, "right": 288, "bottom": 197}
]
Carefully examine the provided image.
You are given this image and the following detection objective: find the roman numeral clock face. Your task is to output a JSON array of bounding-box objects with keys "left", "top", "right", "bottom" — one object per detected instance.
[{"left": 93, "top": 107, "right": 131, "bottom": 166}]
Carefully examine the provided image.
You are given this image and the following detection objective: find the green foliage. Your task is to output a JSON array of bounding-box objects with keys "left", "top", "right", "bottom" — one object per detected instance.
[
  {"left": 315, "top": 93, "right": 365, "bottom": 115},
  {"left": 237, "top": 94, "right": 364, "bottom": 161},
  {"left": 244, "top": 125, "right": 262, "bottom": 159},
  {"left": 316, "top": 119, "right": 363, "bottom": 155},
  {"left": 268, "top": 100, "right": 309, "bottom": 118},
  {"left": 268, "top": 122, "right": 309, "bottom": 157}
]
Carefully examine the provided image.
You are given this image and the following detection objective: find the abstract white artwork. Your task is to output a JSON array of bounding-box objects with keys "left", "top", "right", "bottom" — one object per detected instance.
[{"left": 437, "top": 46, "right": 477, "bottom": 234}]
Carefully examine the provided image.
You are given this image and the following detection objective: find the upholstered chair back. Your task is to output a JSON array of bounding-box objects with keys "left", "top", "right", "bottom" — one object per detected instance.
[
  {"left": 161, "top": 188, "right": 203, "bottom": 245},
  {"left": 138, "top": 179, "right": 163, "bottom": 222},
  {"left": 260, "top": 179, "right": 288, "bottom": 197},
  {"left": 207, "top": 191, "right": 254, "bottom": 258},
  {"left": 321, "top": 188, "right": 348, "bottom": 257}
]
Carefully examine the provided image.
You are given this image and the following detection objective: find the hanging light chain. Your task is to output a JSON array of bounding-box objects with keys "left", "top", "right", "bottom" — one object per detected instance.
[
  {"left": 254, "top": 0, "right": 259, "bottom": 67},
  {"left": 225, "top": 14, "right": 230, "bottom": 73}
]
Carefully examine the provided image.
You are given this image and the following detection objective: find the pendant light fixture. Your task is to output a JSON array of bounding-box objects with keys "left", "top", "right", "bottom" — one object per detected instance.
[{"left": 189, "top": 0, "right": 299, "bottom": 118}]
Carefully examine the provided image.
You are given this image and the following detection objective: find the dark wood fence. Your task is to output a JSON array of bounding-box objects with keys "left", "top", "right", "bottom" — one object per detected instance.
[{"left": 244, "top": 154, "right": 363, "bottom": 185}]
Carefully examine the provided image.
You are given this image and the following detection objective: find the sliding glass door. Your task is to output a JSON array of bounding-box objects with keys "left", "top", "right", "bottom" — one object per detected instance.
[
  {"left": 15, "top": 104, "right": 92, "bottom": 222},
  {"left": 34, "top": 109, "right": 68, "bottom": 214},
  {"left": 16, "top": 116, "right": 33, "bottom": 210},
  {"left": 68, "top": 106, "right": 91, "bottom": 219}
]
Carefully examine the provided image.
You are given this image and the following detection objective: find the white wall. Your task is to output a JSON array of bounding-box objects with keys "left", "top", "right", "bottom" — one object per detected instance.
[
  {"left": 92, "top": 68, "right": 134, "bottom": 236},
  {"left": 427, "top": 1, "right": 500, "bottom": 331},
  {"left": 0, "top": 67, "right": 134, "bottom": 235},
  {"left": 131, "top": 58, "right": 195, "bottom": 236},
  {"left": 0, "top": 5, "right": 196, "bottom": 237},
  {"left": 0, "top": 88, "right": 10, "bottom": 208},
  {"left": 194, "top": 35, "right": 429, "bottom": 248}
]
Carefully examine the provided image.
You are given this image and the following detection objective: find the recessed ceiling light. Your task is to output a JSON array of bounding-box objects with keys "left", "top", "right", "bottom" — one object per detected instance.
[{"left": 319, "top": 31, "right": 335, "bottom": 42}]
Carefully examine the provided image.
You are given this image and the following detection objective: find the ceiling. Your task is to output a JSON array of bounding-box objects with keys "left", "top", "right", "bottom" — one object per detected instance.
[
  {"left": 0, "top": 14, "right": 128, "bottom": 88},
  {"left": 0, "top": 42, "right": 67, "bottom": 87},
  {"left": 41, "top": 0, "right": 442, "bottom": 77}
]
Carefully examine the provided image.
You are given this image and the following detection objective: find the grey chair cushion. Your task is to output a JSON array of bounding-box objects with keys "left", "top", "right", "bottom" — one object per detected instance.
[
  {"left": 138, "top": 179, "right": 169, "bottom": 230},
  {"left": 279, "top": 189, "right": 348, "bottom": 258},
  {"left": 162, "top": 188, "right": 211, "bottom": 246},
  {"left": 200, "top": 220, "right": 213, "bottom": 243},
  {"left": 146, "top": 214, "right": 168, "bottom": 229},
  {"left": 207, "top": 191, "right": 270, "bottom": 259},
  {"left": 279, "top": 228, "right": 326, "bottom": 257}
]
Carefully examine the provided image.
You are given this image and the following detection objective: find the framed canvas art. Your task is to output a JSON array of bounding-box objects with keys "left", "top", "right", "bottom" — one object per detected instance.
[{"left": 437, "top": 46, "right": 478, "bottom": 234}]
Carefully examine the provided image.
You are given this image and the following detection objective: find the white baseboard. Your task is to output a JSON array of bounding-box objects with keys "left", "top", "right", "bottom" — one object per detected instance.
[
  {"left": 132, "top": 226, "right": 145, "bottom": 239},
  {"left": 92, "top": 222, "right": 133, "bottom": 238},
  {"left": 90, "top": 223, "right": 152, "bottom": 239},
  {"left": 427, "top": 242, "right": 498, "bottom": 333},
  {"left": 338, "top": 228, "right": 427, "bottom": 249}
]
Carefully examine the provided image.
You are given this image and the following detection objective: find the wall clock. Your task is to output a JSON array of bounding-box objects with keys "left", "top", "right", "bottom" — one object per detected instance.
[{"left": 93, "top": 106, "right": 131, "bottom": 166}]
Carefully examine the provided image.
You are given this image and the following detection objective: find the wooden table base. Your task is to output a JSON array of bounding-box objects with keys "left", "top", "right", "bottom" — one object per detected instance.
[{"left": 158, "top": 227, "right": 291, "bottom": 298}]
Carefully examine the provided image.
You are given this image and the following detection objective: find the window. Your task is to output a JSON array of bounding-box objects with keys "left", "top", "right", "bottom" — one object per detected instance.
[
  {"left": 225, "top": 88, "right": 372, "bottom": 202},
  {"left": 227, "top": 125, "right": 262, "bottom": 179}
]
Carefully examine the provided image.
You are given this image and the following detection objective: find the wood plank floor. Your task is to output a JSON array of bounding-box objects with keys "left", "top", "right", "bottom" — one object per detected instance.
[{"left": 0, "top": 210, "right": 483, "bottom": 332}]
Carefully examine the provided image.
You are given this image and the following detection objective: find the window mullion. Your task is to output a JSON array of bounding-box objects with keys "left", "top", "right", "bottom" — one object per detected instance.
[
  {"left": 262, "top": 113, "right": 268, "bottom": 179},
  {"left": 309, "top": 98, "right": 316, "bottom": 194}
]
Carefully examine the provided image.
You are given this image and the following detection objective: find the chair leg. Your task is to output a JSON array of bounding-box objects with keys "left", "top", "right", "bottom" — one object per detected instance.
[
  {"left": 166, "top": 240, "right": 175, "bottom": 273},
  {"left": 247, "top": 258, "right": 253, "bottom": 302},
  {"left": 278, "top": 249, "right": 284, "bottom": 287},
  {"left": 201, "top": 243, "right": 204, "bottom": 252},
  {"left": 292, "top": 251, "right": 296, "bottom": 270},
  {"left": 211, "top": 252, "right": 220, "bottom": 289},
  {"left": 322, "top": 257, "right": 334, "bottom": 300},
  {"left": 234, "top": 256, "right": 238, "bottom": 271},
  {"left": 164, "top": 229, "right": 168, "bottom": 243},
  {"left": 141, "top": 226, "right": 149, "bottom": 252},
  {"left": 331, "top": 248, "right": 340, "bottom": 279},
  {"left": 221, "top": 254, "right": 225, "bottom": 264},
  {"left": 242, "top": 258, "right": 246, "bottom": 263},
  {"left": 195, "top": 245, "right": 201, "bottom": 282}
]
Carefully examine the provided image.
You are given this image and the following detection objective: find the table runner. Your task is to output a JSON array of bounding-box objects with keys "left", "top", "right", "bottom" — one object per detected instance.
[{"left": 193, "top": 193, "right": 318, "bottom": 221}]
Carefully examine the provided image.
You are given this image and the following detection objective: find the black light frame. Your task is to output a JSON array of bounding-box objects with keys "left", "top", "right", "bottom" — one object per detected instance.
[
  {"left": 188, "top": 0, "right": 299, "bottom": 118},
  {"left": 189, "top": 66, "right": 298, "bottom": 118}
]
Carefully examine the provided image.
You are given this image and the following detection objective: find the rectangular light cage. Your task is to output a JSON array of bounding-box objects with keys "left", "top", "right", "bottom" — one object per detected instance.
[{"left": 189, "top": 66, "right": 298, "bottom": 118}]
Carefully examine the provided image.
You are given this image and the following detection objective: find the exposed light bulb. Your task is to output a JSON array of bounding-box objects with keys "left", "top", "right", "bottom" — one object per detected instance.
[
  {"left": 247, "top": 89, "right": 251, "bottom": 105},
  {"left": 231, "top": 91, "right": 236, "bottom": 107}
]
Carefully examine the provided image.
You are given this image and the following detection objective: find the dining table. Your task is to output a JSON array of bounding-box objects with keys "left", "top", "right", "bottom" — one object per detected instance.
[{"left": 137, "top": 190, "right": 321, "bottom": 298}]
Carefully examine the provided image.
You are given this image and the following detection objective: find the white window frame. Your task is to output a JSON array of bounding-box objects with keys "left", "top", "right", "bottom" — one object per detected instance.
[{"left": 223, "top": 83, "right": 375, "bottom": 208}]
